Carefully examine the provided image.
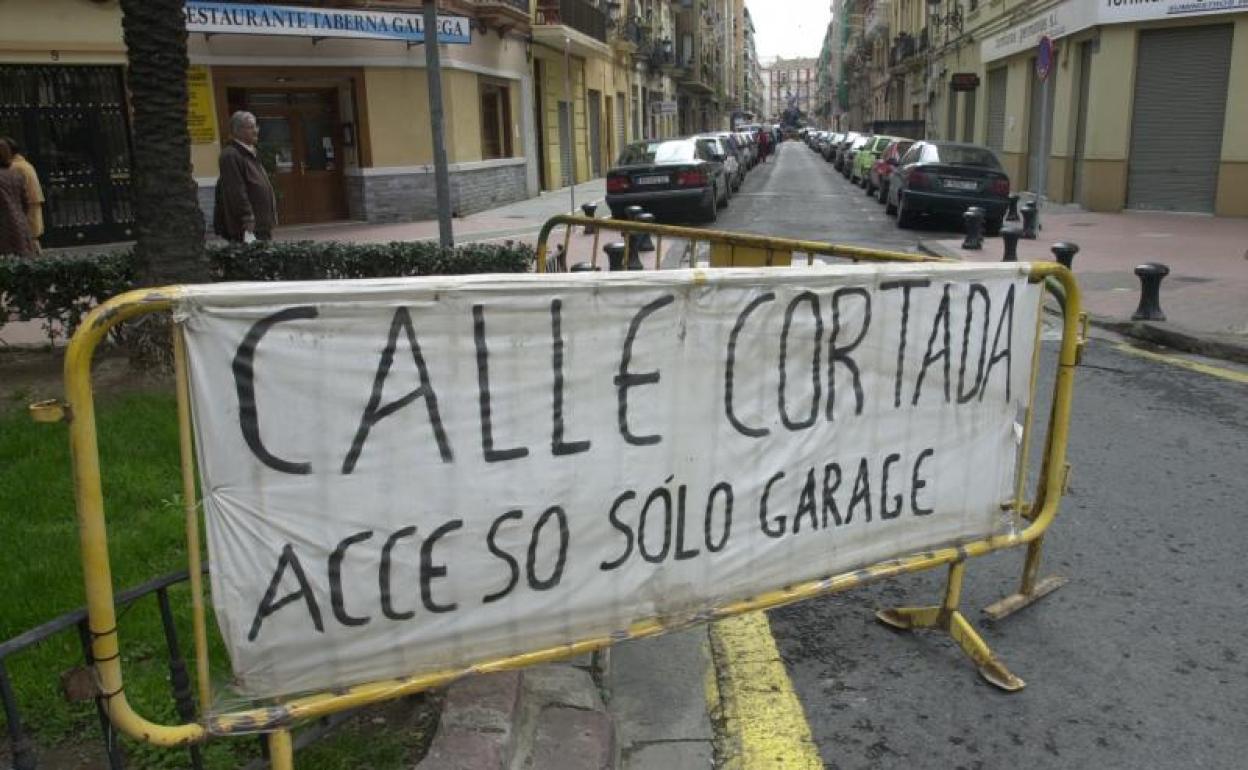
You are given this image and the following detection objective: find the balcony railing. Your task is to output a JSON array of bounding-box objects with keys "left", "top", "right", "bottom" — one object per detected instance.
[{"left": 536, "top": 0, "right": 607, "bottom": 43}]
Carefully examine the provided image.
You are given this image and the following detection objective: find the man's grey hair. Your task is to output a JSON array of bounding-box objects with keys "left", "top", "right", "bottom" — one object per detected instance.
[{"left": 230, "top": 110, "right": 257, "bottom": 137}]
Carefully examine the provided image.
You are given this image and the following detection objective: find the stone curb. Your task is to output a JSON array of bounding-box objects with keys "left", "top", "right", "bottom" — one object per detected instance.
[
  {"left": 416, "top": 655, "right": 613, "bottom": 770},
  {"left": 916, "top": 239, "right": 1248, "bottom": 365}
]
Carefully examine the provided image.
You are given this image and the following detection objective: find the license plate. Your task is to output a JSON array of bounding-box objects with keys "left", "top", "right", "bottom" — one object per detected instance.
[
  {"left": 943, "top": 179, "right": 979, "bottom": 191},
  {"left": 636, "top": 174, "right": 669, "bottom": 185}
]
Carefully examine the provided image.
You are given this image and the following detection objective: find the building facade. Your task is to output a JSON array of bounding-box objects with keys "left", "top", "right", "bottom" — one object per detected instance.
[
  {"left": 832, "top": 0, "right": 1248, "bottom": 216},
  {"left": 0, "top": 0, "right": 755, "bottom": 247},
  {"left": 768, "top": 57, "right": 817, "bottom": 124},
  {"left": 0, "top": 0, "right": 539, "bottom": 244}
]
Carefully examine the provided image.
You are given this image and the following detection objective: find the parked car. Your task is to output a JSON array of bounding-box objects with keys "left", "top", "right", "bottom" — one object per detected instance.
[
  {"left": 841, "top": 134, "right": 871, "bottom": 178},
  {"left": 851, "top": 135, "right": 898, "bottom": 187},
  {"left": 606, "top": 137, "right": 731, "bottom": 223},
  {"left": 704, "top": 133, "right": 745, "bottom": 192},
  {"left": 868, "top": 138, "right": 914, "bottom": 201},
  {"left": 736, "top": 132, "right": 757, "bottom": 168},
  {"left": 832, "top": 132, "right": 860, "bottom": 170},
  {"left": 821, "top": 132, "right": 843, "bottom": 162},
  {"left": 887, "top": 141, "right": 1010, "bottom": 232}
]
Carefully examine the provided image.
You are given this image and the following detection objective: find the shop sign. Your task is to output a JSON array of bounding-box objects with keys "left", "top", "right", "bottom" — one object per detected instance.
[
  {"left": 187, "top": 66, "right": 218, "bottom": 145},
  {"left": 981, "top": 1, "right": 1093, "bottom": 63},
  {"left": 185, "top": 1, "right": 472, "bottom": 45},
  {"left": 950, "top": 73, "right": 980, "bottom": 92},
  {"left": 1099, "top": 0, "right": 1248, "bottom": 24},
  {"left": 983, "top": 0, "right": 1248, "bottom": 62},
  {"left": 650, "top": 100, "right": 678, "bottom": 116}
]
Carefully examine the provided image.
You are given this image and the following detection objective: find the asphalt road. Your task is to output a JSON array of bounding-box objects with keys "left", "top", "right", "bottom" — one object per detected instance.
[
  {"left": 706, "top": 143, "right": 1248, "bottom": 769},
  {"left": 767, "top": 339, "right": 1248, "bottom": 769},
  {"left": 711, "top": 139, "right": 962, "bottom": 249}
]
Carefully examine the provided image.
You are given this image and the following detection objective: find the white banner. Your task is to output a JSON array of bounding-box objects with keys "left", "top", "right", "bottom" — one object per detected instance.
[{"left": 178, "top": 265, "right": 1042, "bottom": 700}]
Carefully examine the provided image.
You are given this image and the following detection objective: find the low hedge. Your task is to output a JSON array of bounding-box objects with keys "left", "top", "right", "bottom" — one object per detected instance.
[{"left": 0, "top": 239, "right": 536, "bottom": 343}]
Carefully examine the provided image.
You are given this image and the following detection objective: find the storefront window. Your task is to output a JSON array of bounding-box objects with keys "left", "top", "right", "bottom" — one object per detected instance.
[{"left": 480, "top": 81, "right": 513, "bottom": 160}]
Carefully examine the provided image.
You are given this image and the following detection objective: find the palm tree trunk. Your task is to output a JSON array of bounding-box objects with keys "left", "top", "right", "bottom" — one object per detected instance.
[{"left": 120, "top": 0, "right": 208, "bottom": 285}]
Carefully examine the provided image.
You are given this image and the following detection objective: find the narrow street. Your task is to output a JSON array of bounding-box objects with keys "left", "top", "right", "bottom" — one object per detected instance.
[
  {"left": 710, "top": 140, "right": 961, "bottom": 249},
  {"left": 764, "top": 330, "right": 1248, "bottom": 769}
]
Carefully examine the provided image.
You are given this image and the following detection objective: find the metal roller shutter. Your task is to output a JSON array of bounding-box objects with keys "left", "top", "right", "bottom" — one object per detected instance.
[
  {"left": 1127, "top": 25, "right": 1233, "bottom": 213},
  {"left": 986, "top": 67, "right": 1007, "bottom": 152}
]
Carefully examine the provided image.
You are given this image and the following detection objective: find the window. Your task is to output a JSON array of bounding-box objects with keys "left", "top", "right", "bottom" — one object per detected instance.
[
  {"left": 930, "top": 144, "right": 1002, "bottom": 169},
  {"left": 479, "top": 80, "right": 513, "bottom": 160}
]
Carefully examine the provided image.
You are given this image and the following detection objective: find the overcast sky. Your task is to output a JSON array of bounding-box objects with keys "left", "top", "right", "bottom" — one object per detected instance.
[{"left": 748, "top": 0, "right": 833, "bottom": 64}]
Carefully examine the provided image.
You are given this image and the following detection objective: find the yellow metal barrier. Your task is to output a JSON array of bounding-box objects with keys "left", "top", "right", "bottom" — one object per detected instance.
[{"left": 49, "top": 223, "right": 1081, "bottom": 767}]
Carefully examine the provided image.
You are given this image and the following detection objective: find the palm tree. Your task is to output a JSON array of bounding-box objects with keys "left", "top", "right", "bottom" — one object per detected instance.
[{"left": 119, "top": 0, "right": 209, "bottom": 285}]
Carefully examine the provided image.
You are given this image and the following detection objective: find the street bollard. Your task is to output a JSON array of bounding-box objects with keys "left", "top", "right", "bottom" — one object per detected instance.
[
  {"left": 1051, "top": 241, "right": 1079, "bottom": 270},
  {"left": 1000, "top": 227, "right": 1022, "bottom": 262},
  {"left": 570, "top": 262, "right": 599, "bottom": 272},
  {"left": 603, "top": 242, "right": 627, "bottom": 272},
  {"left": 961, "top": 206, "right": 985, "bottom": 250},
  {"left": 1006, "top": 193, "right": 1021, "bottom": 223},
  {"left": 625, "top": 205, "right": 644, "bottom": 221},
  {"left": 624, "top": 205, "right": 646, "bottom": 259},
  {"left": 1132, "top": 263, "right": 1170, "bottom": 321},
  {"left": 581, "top": 202, "right": 598, "bottom": 234},
  {"left": 1020, "top": 201, "right": 1039, "bottom": 240},
  {"left": 635, "top": 212, "right": 657, "bottom": 253}
]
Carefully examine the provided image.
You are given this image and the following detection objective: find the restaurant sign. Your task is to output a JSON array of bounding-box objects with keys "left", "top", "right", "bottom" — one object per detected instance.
[{"left": 185, "top": 1, "right": 472, "bottom": 45}]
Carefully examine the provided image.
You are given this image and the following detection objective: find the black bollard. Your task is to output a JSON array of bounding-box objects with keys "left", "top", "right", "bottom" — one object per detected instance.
[
  {"left": 635, "top": 212, "right": 657, "bottom": 253},
  {"left": 624, "top": 205, "right": 646, "bottom": 259},
  {"left": 962, "top": 206, "right": 985, "bottom": 250},
  {"left": 604, "top": 242, "right": 627, "bottom": 272},
  {"left": 581, "top": 202, "right": 598, "bottom": 234},
  {"left": 570, "top": 262, "right": 599, "bottom": 272},
  {"left": 1006, "top": 193, "right": 1021, "bottom": 222},
  {"left": 1132, "top": 263, "right": 1170, "bottom": 321},
  {"left": 1000, "top": 227, "right": 1022, "bottom": 262},
  {"left": 1051, "top": 241, "right": 1079, "bottom": 269},
  {"left": 625, "top": 205, "right": 644, "bottom": 221},
  {"left": 1020, "top": 201, "right": 1039, "bottom": 240}
]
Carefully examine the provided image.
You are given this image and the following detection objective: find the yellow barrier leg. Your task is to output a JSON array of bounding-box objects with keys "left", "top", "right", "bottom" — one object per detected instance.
[
  {"left": 876, "top": 561, "right": 1025, "bottom": 692},
  {"left": 268, "top": 729, "right": 294, "bottom": 770},
  {"left": 982, "top": 537, "right": 1068, "bottom": 621}
]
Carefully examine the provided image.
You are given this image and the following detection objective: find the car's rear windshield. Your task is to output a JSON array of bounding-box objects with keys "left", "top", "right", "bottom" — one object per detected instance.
[
  {"left": 930, "top": 144, "right": 1002, "bottom": 169},
  {"left": 618, "top": 140, "right": 694, "bottom": 165}
]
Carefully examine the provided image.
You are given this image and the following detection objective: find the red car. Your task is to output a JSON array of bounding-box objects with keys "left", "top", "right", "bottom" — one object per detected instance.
[{"left": 868, "top": 139, "right": 914, "bottom": 203}]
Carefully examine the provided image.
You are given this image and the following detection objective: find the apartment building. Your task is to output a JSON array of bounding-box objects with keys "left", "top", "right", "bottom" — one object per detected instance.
[
  {"left": 828, "top": 0, "right": 1248, "bottom": 216},
  {"left": 768, "top": 57, "right": 816, "bottom": 123},
  {"left": 0, "top": 0, "right": 537, "bottom": 244}
]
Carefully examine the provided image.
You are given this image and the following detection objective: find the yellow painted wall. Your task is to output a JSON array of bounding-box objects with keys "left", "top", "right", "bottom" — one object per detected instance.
[
  {"left": 365, "top": 68, "right": 433, "bottom": 166},
  {"left": 1083, "top": 27, "right": 1135, "bottom": 163},
  {"left": 1002, "top": 59, "right": 1029, "bottom": 155},
  {"left": 1221, "top": 18, "right": 1248, "bottom": 163},
  {"left": 444, "top": 69, "right": 482, "bottom": 163},
  {"left": 0, "top": 0, "right": 123, "bottom": 62}
]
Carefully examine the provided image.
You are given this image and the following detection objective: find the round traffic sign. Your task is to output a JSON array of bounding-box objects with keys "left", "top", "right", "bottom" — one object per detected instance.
[{"left": 1036, "top": 36, "right": 1054, "bottom": 81}]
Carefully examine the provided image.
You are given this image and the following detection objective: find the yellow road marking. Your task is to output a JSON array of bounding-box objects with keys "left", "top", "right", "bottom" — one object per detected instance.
[
  {"left": 1113, "top": 343, "right": 1248, "bottom": 385},
  {"left": 708, "top": 612, "right": 822, "bottom": 769}
]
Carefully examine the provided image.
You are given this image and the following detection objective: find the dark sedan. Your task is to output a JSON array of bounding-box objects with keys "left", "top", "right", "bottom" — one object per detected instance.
[
  {"left": 606, "top": 137, "right": 731, "bottom": 223},
  {"left": 887, "top": 141, "right": 1010, "bottom": 233}
]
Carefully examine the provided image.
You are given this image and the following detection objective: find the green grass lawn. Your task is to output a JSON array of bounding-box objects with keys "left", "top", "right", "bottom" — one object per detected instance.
[{"left": 0, "top": 388, "right": 434, "bottom": 768}]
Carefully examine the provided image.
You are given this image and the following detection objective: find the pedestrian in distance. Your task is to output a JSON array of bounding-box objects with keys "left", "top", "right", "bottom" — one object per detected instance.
[
  {"left": 214, "top": 110, "right": 277, "bottom": 243},
  {"left": 0, "top": 140, "right": 36, "bottom": 257},
  {"left": 758, "top": 128, "right": 772, "bottom": 163},
  {"left": 2, "top": 137, "right": 44, "bottom": 253}
]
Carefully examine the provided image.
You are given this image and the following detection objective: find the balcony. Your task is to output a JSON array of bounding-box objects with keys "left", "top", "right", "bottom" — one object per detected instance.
[
  {"left": 535, "top": 0, "right": 608, "bottom": 42},
  {"left": 864, "top": 0, "right": 889, "bottom": 39},
  {"left": 471, "top": 0, "right": 532, "bottom": 30}
]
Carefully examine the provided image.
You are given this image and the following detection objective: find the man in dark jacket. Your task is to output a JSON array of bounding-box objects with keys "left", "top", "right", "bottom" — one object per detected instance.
[{"left": 214, "top": 111, "right": 277, "bottom": 242}]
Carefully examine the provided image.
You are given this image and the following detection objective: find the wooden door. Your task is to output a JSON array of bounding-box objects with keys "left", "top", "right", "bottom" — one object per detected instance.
[{"left": 236, "top": 89, "right": 347, "bottom": 225}]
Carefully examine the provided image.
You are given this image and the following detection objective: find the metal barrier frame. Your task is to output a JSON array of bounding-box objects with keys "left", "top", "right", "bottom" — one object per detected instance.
[{"left": 49, "top": 221, "right": 1081, "bottom": 767}]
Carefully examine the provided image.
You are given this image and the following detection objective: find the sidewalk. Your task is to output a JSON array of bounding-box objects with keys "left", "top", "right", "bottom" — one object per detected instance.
[{"left": 919, "top": 210, "right": 1248, "bottom": 363}]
